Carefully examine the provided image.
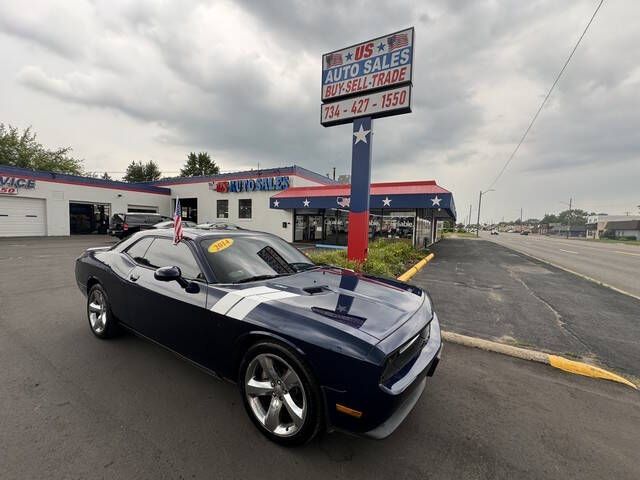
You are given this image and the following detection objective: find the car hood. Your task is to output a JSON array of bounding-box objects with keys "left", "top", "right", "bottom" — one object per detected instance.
[{"left": 263, "top": 267, "right": 429, "bottom": 341}]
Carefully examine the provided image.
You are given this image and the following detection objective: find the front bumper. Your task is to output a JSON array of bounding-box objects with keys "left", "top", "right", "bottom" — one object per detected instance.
[{"left": 324, "top": 313, "right": 442, "bottom": 438}]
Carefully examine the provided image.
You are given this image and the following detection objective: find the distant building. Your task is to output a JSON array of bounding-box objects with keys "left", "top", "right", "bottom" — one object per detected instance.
[
  {"left": 586, "top": 214, "right": 640, "bottom": 239},
  {"left": 601, "top": 219, "right": 640, "bottom": 240}
]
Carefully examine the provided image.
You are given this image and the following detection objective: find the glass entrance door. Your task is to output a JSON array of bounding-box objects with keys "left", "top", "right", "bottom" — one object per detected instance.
[{"left": 294, "top": 214, "right": 323, "bottom": 242}]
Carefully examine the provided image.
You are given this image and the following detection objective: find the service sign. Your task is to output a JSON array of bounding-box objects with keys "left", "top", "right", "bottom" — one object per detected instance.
[
  {"left": 0, "top": 176, "right": 36, "bottom": 195},
  {"left": 321, "top": 27, "right": 414, "bottom": 102},
  {"left": 321, "top": 85, "right": 411, "bottom": 126}
]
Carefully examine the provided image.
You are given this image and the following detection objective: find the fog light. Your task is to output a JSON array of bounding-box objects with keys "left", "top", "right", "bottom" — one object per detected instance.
[{"left": 336, "top": 404, "right": 363, "bottom": 418}]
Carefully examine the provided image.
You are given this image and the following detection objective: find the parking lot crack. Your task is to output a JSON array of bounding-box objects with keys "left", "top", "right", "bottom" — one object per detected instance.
[{"left": 506, "top": 268, "right": 595, "bottom": 356}]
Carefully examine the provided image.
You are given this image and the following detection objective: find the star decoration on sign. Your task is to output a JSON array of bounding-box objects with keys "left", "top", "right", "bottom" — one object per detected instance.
[
  {"left": 336, "top": 305, "right": 348, "bottom": 313},
  {"left": 382, "top": 197, "right": 392, "bottom": 207},
  {"left": 273, "top": 200, "right": 279, "bottom": 207},
  {"left": 353, "top": 124, "right": 371, "bottom": 145},
  {"left": 431, "top": 195, "right": 442, "bottom": 207},
  {"left": 377, "top": 42, "right": 385, "bottom": 52},
  {"left": 345, "top": 52, "right": 353, "bottom": 61},
  {"left": 303, "top": 198, "right": 310, "bottom": 207}
]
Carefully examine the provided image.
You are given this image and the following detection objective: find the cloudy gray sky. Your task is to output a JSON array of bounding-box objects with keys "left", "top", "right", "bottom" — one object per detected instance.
[{"left": 1, "top": 0, "right": 638, "bottom": 222}]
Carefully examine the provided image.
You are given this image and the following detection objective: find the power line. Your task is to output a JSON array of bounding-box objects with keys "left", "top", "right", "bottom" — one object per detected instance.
[{"left": 486, "top": 0, "right": 605, "bottom": 190}]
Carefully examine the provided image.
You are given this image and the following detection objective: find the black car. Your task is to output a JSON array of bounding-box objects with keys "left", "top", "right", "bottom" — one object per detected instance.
[
  {"left": 109, "top": 213, "right": 171, "bottom": 239},
  {"left": 75, "top": 229, "right": 442, "bottom": 445}
]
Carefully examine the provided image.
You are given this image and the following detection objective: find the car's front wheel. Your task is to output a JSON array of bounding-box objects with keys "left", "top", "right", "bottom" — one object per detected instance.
[
  {"left": 87, "top": 284, "right": 119, "bottom": 339},
  {"left": 239, "top": 342, "right": 323, "bottom": 446}
]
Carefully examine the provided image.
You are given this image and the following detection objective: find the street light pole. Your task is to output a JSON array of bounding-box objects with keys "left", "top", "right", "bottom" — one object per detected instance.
[{"left": 567, "top": 197, "right": 572, "bottom": 239}]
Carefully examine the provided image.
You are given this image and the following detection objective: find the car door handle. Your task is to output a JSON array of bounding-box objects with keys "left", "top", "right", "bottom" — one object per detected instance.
[{"left": 129, "top": 273, "right": 140, "bottom": 282}]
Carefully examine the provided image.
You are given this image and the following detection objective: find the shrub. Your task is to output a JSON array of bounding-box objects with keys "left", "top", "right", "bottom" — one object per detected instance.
[{"left": 306, "top": 240, "right": 426, "bottom": 278}]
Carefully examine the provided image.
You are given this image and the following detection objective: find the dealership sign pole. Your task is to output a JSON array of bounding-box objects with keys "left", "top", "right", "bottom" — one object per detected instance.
[{"left": 321, "top": 28, "right": 414, "bottom": 261}]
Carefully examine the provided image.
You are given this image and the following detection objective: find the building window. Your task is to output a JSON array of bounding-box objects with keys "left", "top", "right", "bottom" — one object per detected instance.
[
  {"left": 239, "top": 199, "right": 252, "bottom": 219},
  {"left": 217, "top": 200, "right": 228, "bottom": 219}
]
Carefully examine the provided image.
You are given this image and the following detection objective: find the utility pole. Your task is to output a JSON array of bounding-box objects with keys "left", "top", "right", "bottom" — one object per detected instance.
[
  {"left": 332, "top": 167, "right": 336, "bottom": 181},
  {"left": 567, "top": 197, "right": 572, "bottom": 239},
  {"left": 468, "top": 204, "right": 472, "bottom": 228},
  {"left": 520, "top": 207, "right": 523, "bottom": 232},
  {"left": 476, "top": 189, "right": 495, "bottom": 237}
]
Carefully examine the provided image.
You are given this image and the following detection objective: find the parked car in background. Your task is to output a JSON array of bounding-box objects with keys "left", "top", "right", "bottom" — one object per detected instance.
[
  {"left": 109, "top": 213, "right": 171, "bottom": 239},
  {"left": 197, "top": 222, "right": 244, "bottom": 230},
  {"left": 520, "top": 230, "right": 530, "bottom": 235},
  {"left": 153, "top": 220, "right": 198, "bottom": 229},
  {"left": 75, "top": 228, "right": 442, "bottom": 445},
  {"left": 490, "top": 230, "right": 499, "bottom": 235}
]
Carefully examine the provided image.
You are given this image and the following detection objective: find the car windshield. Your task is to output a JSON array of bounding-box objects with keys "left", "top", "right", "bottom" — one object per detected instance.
[{"left": 200, "top": 235, "right": 316, "bottom": 283}]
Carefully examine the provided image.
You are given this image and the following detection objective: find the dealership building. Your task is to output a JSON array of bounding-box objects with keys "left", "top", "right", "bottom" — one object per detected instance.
[{"left": 0, "top": 164, "right": 456, "bottom": 247}]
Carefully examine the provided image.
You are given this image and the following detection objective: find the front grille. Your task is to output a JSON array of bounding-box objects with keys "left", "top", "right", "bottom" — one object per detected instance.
[{"left": 380, "top": 322, "right": 431, "bottom": 384}]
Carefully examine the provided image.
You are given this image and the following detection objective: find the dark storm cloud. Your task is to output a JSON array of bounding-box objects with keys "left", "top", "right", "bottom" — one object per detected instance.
[{"left": 1, "top": 0, "right": 638, "bottom": 218}]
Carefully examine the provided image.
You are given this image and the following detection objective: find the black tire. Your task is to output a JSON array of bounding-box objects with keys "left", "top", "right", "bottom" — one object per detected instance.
[
  {"left": 86, "top": 284, "right": 120, "bottom": 339},
  {"left": 239, "top": 341, "right": 323, "bottom": 446}
]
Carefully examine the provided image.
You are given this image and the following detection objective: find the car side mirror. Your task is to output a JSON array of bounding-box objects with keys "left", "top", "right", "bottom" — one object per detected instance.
[
  {"left": 154, "top": 266, "right": 200, "bottom": 294},
  {"left": 154, "top": 265, "right": 182, "bottom": 282}
]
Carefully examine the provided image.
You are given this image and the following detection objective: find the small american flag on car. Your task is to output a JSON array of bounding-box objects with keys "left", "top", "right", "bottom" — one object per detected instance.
[
  {"left": 387, "top": 33, "right": 409, "bottom": 51},
  {"left": 325, "top": 53, "right": 343, "bottom": 68},
  {"left": 173, "top": 198, "right": 183, "bottom": 244}
]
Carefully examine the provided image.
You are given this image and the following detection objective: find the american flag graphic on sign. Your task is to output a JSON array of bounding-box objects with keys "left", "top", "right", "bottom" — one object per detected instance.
[
  {"left": 387, "top": 33, "right": 409, "bottom": 51},
  {"left": 173, "top": 198, "right": 183, "bottom": 244},
  {"left": 325, "top": 53, "right": 343, "bottom": 67}
]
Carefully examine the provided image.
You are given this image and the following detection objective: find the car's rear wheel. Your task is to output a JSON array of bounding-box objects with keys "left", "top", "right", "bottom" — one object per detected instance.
[
  {"left": 239, "top": 342, "right": 323, "bottom": 446},
  {"left": 87, "top": 284, "right": 119, "bottom": 339}
]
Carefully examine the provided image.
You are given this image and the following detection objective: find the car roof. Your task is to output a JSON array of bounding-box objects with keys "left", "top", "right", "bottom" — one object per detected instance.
[{"left": 136, "top": 227, "right": 271, "bottom": 241}]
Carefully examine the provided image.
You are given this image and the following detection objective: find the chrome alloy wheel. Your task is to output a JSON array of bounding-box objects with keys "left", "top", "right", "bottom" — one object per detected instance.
[
  {"left": 88, "top": 289, "right": 107, "bottom": 334},
  {"left": 244, "top": 353, "right": 307, "bottom": 437}
]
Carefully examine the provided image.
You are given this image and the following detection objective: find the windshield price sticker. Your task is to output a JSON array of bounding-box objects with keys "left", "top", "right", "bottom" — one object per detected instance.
[
  {"left": 321, "top": 85, "right": 411, "bottom": 127},
  {"left": 208, "top": 238, "right": 234, "bottom": 253},
  {"left": 322, "top": 28, "right": 413, "bottom": 102}
]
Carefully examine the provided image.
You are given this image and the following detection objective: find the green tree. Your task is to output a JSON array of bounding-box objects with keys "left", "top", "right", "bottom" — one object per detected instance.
[
  {"left": 180, "top": 152, "right": 220, "bottom": 177},
  {"left": 0, "top": 123, "right": 84, "bottom": 174},
  {"left": 558, "top": 209, "right": 588, "bottom": 226},
  {"left": 123, "top": 160, "right": 162, "bottom": 182},
  {"left": 541, "top": 214, "right": 559, "bottom": 224}
]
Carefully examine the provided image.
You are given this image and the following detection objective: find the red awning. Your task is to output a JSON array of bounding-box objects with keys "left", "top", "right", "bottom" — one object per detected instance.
[{"left": 272, "top": 180, "right": 450, "bottom": 198}]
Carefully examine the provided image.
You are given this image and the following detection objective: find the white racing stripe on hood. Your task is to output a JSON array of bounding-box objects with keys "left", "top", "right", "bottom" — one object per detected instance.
[
  {"left": 211, "top": 286, "right": 299, "bottom": 319},
  {"left": 226, "top": 290, "right": 299, "bottom": 320},
  {"left": 210, "top": 286, "right": 278, "bottom": 315}
]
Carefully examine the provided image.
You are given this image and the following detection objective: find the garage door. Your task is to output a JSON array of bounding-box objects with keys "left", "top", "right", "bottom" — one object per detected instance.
[{"left": 0, "top": 196, "right": 46, "bottom": 237}]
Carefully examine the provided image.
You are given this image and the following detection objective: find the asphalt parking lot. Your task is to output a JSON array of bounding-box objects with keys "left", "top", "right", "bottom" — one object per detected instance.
[
  {"left": 412, "top": 238, "right": 640, "bottom": 380},
  {"left": 1, "top": 236, "right": 639, "bottom": 479}
]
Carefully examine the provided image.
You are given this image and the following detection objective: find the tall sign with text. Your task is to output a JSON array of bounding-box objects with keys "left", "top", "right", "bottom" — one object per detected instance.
[{"left": 321, "top": 28, "right": 414, "bottom": 261}]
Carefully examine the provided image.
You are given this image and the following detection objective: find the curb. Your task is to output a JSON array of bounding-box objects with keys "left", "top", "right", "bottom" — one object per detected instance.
[
  {"left": 441, "top": 331, "right": 637, "bottom": 389},
  {"left": 397, "top": 253, "right": 435, "bottom": 282}
]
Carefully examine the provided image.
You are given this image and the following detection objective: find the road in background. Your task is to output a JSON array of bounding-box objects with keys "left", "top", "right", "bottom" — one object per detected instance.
[
  {"left": 412, "top": 239, "right": 640, "bottom": 379},
  {"left": 1, "top": 236, "right": 639, "bottom": 479},
  {"left": 483, "top": 232, "right": 640, "bottom": 298}
]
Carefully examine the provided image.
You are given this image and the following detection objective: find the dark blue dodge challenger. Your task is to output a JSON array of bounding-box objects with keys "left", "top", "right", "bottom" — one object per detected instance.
[{"left": 75, "top": 228, "right": 441, "bottom": 446}]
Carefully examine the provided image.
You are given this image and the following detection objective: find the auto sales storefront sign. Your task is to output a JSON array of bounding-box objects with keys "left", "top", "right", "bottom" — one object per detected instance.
[
  {"left": 321, "top": 27, "right": 413, "bottom": 127},
  {"left": 319, "top": 27, "right": 415, "bottom": 262},
  {"left": 210, "top": 176, "right": 290, "bottom": 193},
  {"left": 0, "top": 176, "right": 37, "bottom": 195}
]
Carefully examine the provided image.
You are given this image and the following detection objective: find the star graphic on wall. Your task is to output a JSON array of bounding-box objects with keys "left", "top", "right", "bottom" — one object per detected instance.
[
  {"left": 273, "top": 200, "right": 280, "bottom": 207},
  {"left": 353, "top": 124, "right": 371, "bottom": 145},
  {"left": 345, "top": 52, "right": 353, "bottom": 61},
  {"left": 382, "top": 197, "right": 392, "bottom": 207},
  {"left": 303, "top": 198, "right": 310, "bottom": 207},
  {"left": 336, "top": 305, "right": 348, "bottom": 313},
  {"left": 431, "top": 195, "right": 442, "bottom": 207},
  {"left": 377, "top": 42, "right": 385, "bottom": 52}
]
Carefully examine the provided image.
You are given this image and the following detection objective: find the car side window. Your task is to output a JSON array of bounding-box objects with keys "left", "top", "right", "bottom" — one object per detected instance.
[
  {"left": 143, "top": 238, "right": 204, "bottom": 281},
  {"left": 125, "top": 237, "right": 155, "bottom": 265}
]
